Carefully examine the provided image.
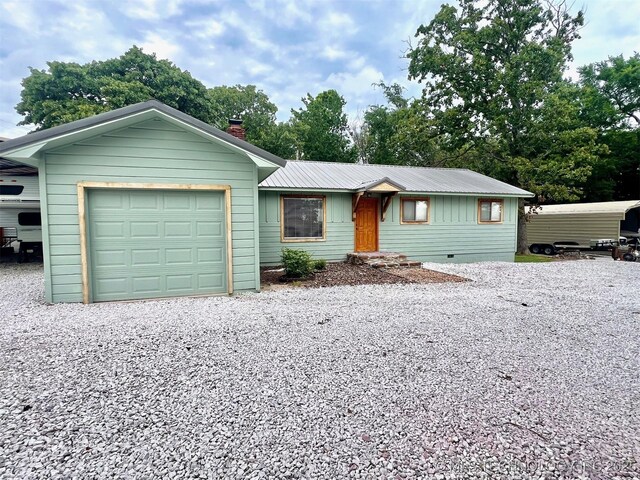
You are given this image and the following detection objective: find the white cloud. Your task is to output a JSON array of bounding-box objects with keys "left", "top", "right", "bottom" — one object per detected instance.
[
  {"left": 50, "top": 4, "right": 128, "bottom": 60},
  {"left": 243, "top": 59, "right": 273, "bottom": 77},
  {"left": 347, "top": 56, "right": 367, "bottom": 71},
  {"left": 326, "top": 65, "right": 384, "bottom": 104},
  {"left": 0, "top": 0, "right": 40, "bottom": 31},
  {"left": 185, "top": 17, "right": 226, "bottom": 39},
  {"left": 0, "top": 121, "right": 30, "bottom": 139},
  {"left": 120, "top": 0, "right": 184, "bottom": 20},
  {"left": 320, "top": 11, "right": 356, "bottom": 32},
  {"left": 321, "top": 46, "right": 350, "bottom": 61},
  {"left": 220, "top": 10, "right": 277, "bottom": 52},
  {"left": 140, "top": 33, "right": 181, "bottom": 60},
  {"left": 249, "top": 0, "right": 313, "bottom": 27}
]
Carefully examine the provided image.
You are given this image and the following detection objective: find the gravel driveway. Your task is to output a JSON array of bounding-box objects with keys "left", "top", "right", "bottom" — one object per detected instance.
[{"left": 1, "top": 260, "right": 638, "bottom": 479}]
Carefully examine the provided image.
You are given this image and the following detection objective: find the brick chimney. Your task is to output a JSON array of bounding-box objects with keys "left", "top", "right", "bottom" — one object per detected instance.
[{"left": 226, "top": 119, "right": 246, "bottom": 141}]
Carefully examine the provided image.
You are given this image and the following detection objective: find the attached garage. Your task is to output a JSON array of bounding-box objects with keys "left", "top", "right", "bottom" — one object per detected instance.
[
  {"left": 83, "top": 186, "right": 230, "bottom": 302},
  {"left": 0, "top": 101, "right": 286, "bottom": 303}
]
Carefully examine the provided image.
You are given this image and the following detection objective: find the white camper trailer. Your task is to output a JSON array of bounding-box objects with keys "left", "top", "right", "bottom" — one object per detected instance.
[{"left": 0, "top": 175, "right": 42, "bottom": 260}]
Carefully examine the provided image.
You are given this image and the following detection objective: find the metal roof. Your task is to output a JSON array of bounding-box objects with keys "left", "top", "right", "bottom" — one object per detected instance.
[
  {"left": 259, "top": 160, "right": 533, "bottom": 196},
  {"left": 531, "top": 200, "right": 640, "bottom": 215},
  {"left": 0, "top": 100, "right": 287, "bottom": 168},
  {"left": 0, "top": 157, "right": 37, "bottom": 175}
]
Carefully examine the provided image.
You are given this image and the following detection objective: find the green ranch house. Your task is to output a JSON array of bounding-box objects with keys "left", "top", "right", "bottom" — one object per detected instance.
[{"left": 0, "top": 100, "right": 532, "bottom": 303}]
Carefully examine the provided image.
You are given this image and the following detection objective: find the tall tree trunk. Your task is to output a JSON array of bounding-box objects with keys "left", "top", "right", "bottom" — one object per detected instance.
[{"left": 517, "top": 198, "right": 528, "bottom": 254}]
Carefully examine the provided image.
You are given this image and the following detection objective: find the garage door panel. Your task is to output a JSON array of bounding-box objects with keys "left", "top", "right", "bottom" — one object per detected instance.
[
  {"left": 163, "top": 192, "right": 192, "bottom": 210},
  {"left": 197, "top": 221, "right": 223, "bottom": 237},
  {"left": 95, "top": 249, "right": 127, "bottom": 267},
  {"left": 197, "top": 247, "right": 223, "bottom": 263},
  {"left": 129, "top": 191, "right": 160, "bottom": 210},
  {"left": 93, "top": 221, "right": 125, "bottom": 239},
  {"left": 165, "top": 248, "right": 192, "bottom": 264},
  {"left": 196, "top": 194, "right": 222, "bottom": 210},
  {"left": 91, "top": 193, "right": 124, "bottom": 210},
  {"left": 166, "top": 274, "right": 194, "bottom": 291},
  {"left": 130, "top": 222, "right": 160, "bottom": 238},
  {"left": 96, "top": 277, "right": 129, "bottom": 295},
  {"left": 164, "top": 221, "right": 192, "bottom": 237},
  {"left": 132, "top": 276, "right": 162, "bottom": 294},
  {"left": 198, "top": 273, "right": 224, "bottom": 290},
  {"left": 88, "top": 188, "right": 227, "bottom": 301},
  {"left": 131, "top": 249, "right": 161, "bottom": 266}
]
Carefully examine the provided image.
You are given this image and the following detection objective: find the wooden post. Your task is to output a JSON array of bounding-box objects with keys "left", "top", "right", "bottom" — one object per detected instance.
[
  {"left": 381, "top": 193, "right": 396, "bottom": 221},
  {"left": 352, "top": 192, "right": 364, "bottom": 221}
]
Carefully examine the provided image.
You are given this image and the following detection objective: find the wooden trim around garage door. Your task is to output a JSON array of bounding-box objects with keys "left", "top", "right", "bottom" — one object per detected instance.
[{"left": 76, "top": 181, "right": 234, "bottom": 304}]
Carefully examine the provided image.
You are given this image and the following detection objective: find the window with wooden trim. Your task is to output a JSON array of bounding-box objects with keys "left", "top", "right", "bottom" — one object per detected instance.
[
  {"left": 281, "top": 195, "right": 325, "bottom": 241},
  {"left": 401, "top": 198, "right": 430, "bottom": 223},
  {"left": 478, "top": 199, "right": 504, "bottom": 223}
]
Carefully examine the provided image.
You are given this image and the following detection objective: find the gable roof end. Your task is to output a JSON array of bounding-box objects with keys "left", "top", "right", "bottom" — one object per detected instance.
[
  {"left": 357, "top": 177, "right": 406, "bottom": 192},
  {"left": 0, "top": 100, "right": 287, "bottom": 168}
]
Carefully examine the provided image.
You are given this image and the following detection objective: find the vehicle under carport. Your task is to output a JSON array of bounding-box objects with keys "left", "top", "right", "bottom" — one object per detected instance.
[{"left": 526, "top": 200, "right": 640, "bottom": 255}]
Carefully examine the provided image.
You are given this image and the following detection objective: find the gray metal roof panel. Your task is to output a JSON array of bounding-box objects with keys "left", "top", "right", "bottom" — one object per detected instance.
[
  {"left": 259, "top": 160, "right": 533, "bottom": 196},
  {"left": 0, "top": 157, "right": 38, "bottom": 175},
  {"left": 0, "top": 100, "right": 287, "bottom": 167}
]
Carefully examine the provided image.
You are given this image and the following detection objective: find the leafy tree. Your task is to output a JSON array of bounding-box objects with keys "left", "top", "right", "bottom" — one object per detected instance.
[
  {"left": 407, "top": 0, "right": 584, "bottom": 162},
  {"left": 206, "top": 85, "right": 299, "bottom": 158},
  {"left": 16, "top": 47, "right": 298, "bottom": 159},
  {"left": 405, "top": 0, "right": 604, "bottom": 251},
  {"left": 207, "top": 84, "right": 277, "bottom": 141},
  {"left": 576, "top": 54, "right": 640, "bottom": 201},
  {"left": 290, "top": 90, "right": 356, "bottom": 162},
  {"left": 17, "top": 46, "right": 214, "bottom": 130},
  {"left": 255, "top": 122, "right": 297, "bottom": 159},
  {"left": 359, "top": 83, "right": 443, "bottom": 166},
  {"left": 598, "top": 131, "right": 640, "bottom": 201},
  {"left": 579, "top": 53, "right": 640, "bottom": 128}
]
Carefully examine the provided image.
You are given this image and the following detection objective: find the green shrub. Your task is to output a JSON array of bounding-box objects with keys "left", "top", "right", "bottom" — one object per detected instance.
[
  {"left": 281, "top": 248, "right": 314, "bottom": 278},
  {"left": 313, "top": 259, "right": 327, "bottom": 271}
]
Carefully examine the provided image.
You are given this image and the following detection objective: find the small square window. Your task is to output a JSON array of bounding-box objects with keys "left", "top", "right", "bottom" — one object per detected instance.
[
  {"left": 478, "top": 199, "right": 503, "bottom": 223},
  {"left": 401, "top": 198, "right": 429, "bottom": 223}
]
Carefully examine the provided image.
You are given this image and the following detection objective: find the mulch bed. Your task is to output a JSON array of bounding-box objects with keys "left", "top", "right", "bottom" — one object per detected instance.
[{"left": 260, "top": 262, "right": 468, "bottom": 289}]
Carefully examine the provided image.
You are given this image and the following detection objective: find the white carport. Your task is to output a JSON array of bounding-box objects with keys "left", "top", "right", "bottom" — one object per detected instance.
[{"left": 526, "top": 200, "right": 640, "bottom": 249}]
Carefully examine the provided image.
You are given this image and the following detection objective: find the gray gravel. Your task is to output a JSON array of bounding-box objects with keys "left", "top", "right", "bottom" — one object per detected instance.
[{"left": 1, "top": 259, "right": 639, "bottom": 479}]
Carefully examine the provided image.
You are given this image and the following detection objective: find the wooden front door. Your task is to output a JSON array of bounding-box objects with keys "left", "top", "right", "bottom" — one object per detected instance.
[{"left": 355, "top": 197, "right": 378, "bottom": 252}]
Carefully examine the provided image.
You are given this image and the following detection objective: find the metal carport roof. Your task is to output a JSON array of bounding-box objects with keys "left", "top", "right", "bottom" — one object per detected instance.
[{"left": 530, "top": 201, "right": 640, "bottom": 216}]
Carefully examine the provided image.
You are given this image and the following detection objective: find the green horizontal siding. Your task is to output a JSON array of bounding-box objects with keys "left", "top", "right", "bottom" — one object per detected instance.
[
  {"left": 43, "top": 118, "right": 260, "bottom": 303},
  {"left": 258, "top": 191, "right": 518, "bottom": 265},
  {"left": 259, "top": 191, "right": 355, "bottom": 265},
  {"left": 380, "top": 196, "right": 518, "bottom": 263}
]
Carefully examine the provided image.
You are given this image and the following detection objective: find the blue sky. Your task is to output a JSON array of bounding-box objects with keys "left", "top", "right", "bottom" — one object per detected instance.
[{"left": 0, "top": 0, "right": 639, "bottom": 138}]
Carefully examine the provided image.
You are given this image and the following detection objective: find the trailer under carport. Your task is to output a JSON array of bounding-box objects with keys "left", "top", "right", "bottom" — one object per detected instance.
[{"left": 526, "top": 200, "right": 640, "bottom": 252}]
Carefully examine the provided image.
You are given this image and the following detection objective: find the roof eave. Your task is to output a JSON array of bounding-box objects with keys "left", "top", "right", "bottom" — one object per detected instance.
[{"left": 258, "top": 186, "right": 535, "bottom": 197}]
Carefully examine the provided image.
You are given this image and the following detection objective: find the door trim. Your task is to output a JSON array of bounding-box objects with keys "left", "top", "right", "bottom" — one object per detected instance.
[
  {"left": 77, "top": 182, "right": 233, "bottom": 304},
  {"left": 354, "top": 197, "right": 379, "bottom": 252}
]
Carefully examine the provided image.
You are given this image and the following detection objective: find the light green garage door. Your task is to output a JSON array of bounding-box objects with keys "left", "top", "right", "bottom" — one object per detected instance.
[{"left": 87, "top": 189, "right": 227, "bottom": 302}]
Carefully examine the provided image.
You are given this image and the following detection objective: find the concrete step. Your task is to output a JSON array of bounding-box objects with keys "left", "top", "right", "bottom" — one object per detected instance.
[
  {"left": 347, "top": 252, "right": 420, "bottom": 269},
  {"left": 370, "top": 260, "right": 422, "bottom": 269}
]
